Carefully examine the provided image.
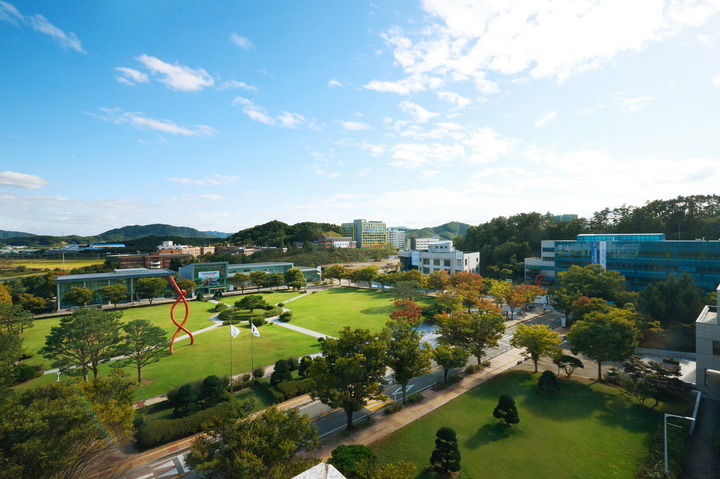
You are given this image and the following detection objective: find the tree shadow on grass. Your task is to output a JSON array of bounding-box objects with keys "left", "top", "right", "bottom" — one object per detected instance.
[
  {"left": 465, "top": 421, "right": 524, "bottom": 449},
  {"left": 595, "top": 395, "right": 659, "bottom": 433},
  {"left": 519, "top": 376, "right": 606, "bottom": 422},
  {"left": 359, "top": 306, "right": 394, "bottom": 316}
]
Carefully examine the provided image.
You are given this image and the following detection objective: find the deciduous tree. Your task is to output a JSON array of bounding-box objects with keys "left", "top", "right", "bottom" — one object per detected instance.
[
  {"left": 393, "top": 280, "right": 422, "bottom": 301},
  {"left": 324, "top": 264, "right": 350, "bottom": 287},
  {"left": 135, "top": 277, "right": 168, "bottom": 305},
  {"left": 231, "top": 272, "right": 249, "bottom": 294},
  {"left": 436, "top": 302, "right": 505, "bottom": 364},
  {"left": 63, "top": 286, "right": 95, "bottom": 308},
  {"left": 382, "top": 319, "right": 432, "bottom": 403},
  {"left": 389, "top": 300, "right": 423, "bottom": 327},
  {"left": 510, "top": 324, "right": 561, "bottom": 373},
  {"left": 308, "top": 327, "right": 387, "bottom": 431},
  {"left": 111, "top": 319, "right": 170, "bottom": 383},
  {"left": 17, "top": 293, "right": 47, "bottom": 314},
  {"left": 235, "top": 295, "right": 268, "bottom": 313},
  {"left": 176, "top": 278, "right": 197, "bottom": 296},
  {"left": 99, "top": 283, "right": 128, "bottom": 309},
  {"left": 433, "top": 345, "right": 470, "bottom": 384},
  {"left": 249, "top": 270, "right": 268, "bottom": 291},
  {"left": 354, "top": 266, "right": 379, "bottom": 288},
  {"left": 427, "top": 270, "right": 450, "bottom": 292},
  {"left": 553, "top": 354, "right": 584, "bottom": 379}
]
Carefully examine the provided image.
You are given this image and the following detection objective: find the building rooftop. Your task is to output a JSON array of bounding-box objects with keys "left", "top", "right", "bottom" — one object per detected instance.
[
  {"left": 696, "top": 305, "right": 718, "bottom": 325},
  {"left": 229, "top": 262, "right": 293, "bottom": 269},
  {"left": 55, "top": 268, "right": 175, "bottom": 282}
]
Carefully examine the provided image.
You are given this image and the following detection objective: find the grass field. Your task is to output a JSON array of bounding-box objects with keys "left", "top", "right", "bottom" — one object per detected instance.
[
  {"left": 3, "top": 258, "right": 105, "bottom": 271},
  {"left": 288, "top": 287, "right": 436, "bottom": 336},
  {"left": 219, "top": 290, "right": 301, "bottom": 307},
  {"left": 372, "top": 371, "right": 685, "bottom": 479}
]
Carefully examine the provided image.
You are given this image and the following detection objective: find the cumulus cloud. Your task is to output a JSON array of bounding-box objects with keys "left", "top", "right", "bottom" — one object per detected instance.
[
  {"left": 231, "top": 98, "right": 305, "bottom": 128},
  {"left": 217, "top": 80, "right": 257, "bottom": 91},
  {"left": 463, "top": 127, "right": 514, "bottom": 165},
  {"left": 134, "top": 54, "right": 214, "bottom": 91},
  {"left": 340, "top": 121, "right": 372, "bottom": 131},
  {"left": 713, "top": 77, "right": 720, "bottom": 88},
  {"left": 578, "top": 95, "right": 656, "bottom": 114},
  {"left": 167, "top": 175, "right": 240, "bottom": 186},
  {"left": 328, "top": 78, "right": 343, "bottom": 87},
  {"left": 437, "top": 91, "right": 472, "bottom": 109},
  {"left": 0, "top": 171, "right": 47, "bottom": 189},
  {"left": 0, "top": 2, "right": 85, "bottom": 52},
  {"left": 198, "top": 194, "right": 222, "bottom": 200},
  {"left": 365, "top": 0, "right": 720, "bottom": 94},
  {"left": 115, "top": 67, "right": 150, "bottom": 86},
  {"left": 534, "top": 112, "right": 556, "bottom": 127},
  {"left": 399, "top": 101, "right": 440, "bottom": 123},
  {"left": 230, "top": 33, "right": 253, "bottom": 50},
  {"left": 86, "top": 108, "right": 217, "bottom": 136}
]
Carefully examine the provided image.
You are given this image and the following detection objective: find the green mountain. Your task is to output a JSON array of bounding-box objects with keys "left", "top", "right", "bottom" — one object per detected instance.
[
  {"left": 226, "top": 220, "right": 341, "bottom": 247},
  {"left": 96, "top": 224, "right": 217, "bottom": 242},
  {"left": 0, "top": 230, "right": 36, "bottom": 239},
  {"left": 400, "top": 221, "right": 471, "bottom": 241},
  {"left": 203, "top": 230, "right": 232, "bottom": 238}
]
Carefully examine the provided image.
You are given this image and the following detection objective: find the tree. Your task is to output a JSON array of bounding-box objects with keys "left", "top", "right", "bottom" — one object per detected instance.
[
  {"left": 176, "top": 278, "right": 197, "bottom": 296},
  {"left": 487, "top": 279, "right": 511, "bottom": 307},
  {"left": 135, "top": 277, "right": 168, "bottom": 305},
  {"left": 429, "top": 427, "right": 461, "bottom": 473},
  {"left": 63, "top": 286, "right": 95, "bottom": 308},
  {"left": 518, "top": 284, "right": 546, "bottom": 310},
  {"left": 40, "top": 308, "right": 122, "bottom": 381},
  {"left": 493, "top": 394, "right": 519, "bottom": 426},
  {"left": 249, "top": 270, "right": 268, "bottom": 291},
  {"left": 287, "top": 280, "right": 306, "bottom": 291},
  {"left": 402, "top": 269, "right": 426, "bottom": 288},
  {"left": 538, "top": 370, "right": 560, "bottom": 393},
  {"left": 268, "top": 272, "right": 286, "bottom": 290},
  {"left": 510, "top": 324, "right": 561, "bottom": 373},
  {"left": 553, "top": 354, "right": 584, "bottom": 379},
  {"left": 567, "top": 309, "right": 639, "bottom": 381},
  {"left": 111, "top": 319, "right": 171, "bottom": 383},
  {"left": 503, "top": 286, "right": 525, "bottom": 320},
  {"left": 0, "top": 283, "right": 11, "bottom": 304},
  {"left": 99, "top": 283, "right": 128, "bottom": 309},
  {"left": 393, "top": 280, "right": 422, "bottom": 301},
  {"left": 308, "top": 327, "right": 387, "bottom": 431},
  {"left": 436, "top": 302, "right": 506, "bottom": 363},
  {"left": 389, "top": 300, "right": 423, "bottom": 327},
  {"left": 173, "top": 383, "right": 199, "bottom": 417},
  {"left": 284, "top": 268, "right": 305, "bottom": 285},
  {"left": 200, "top": 375, "right": 228, "bottom": 409},
  {"left": 607, "top": 356, "right": 693, "bottom": 407},
  {"left": 328, "top": 445, "right": 377, "bottom": 479},
  {"left": 186, "top": 407, "right": 319, "bottom": 479},
  {"left": 554, "top": 264, "right": 628, "bottom": 305},
  {"left": 297, "top": 356, "right": 312, "bottom": 377},
  {"left": 427, "top": 270, "right": 450, "bottom": 292},
  {"left": 636, "top": 273, "right": 705, "bottom": 328},
  {"left": 0, "top": 370, "right": 136, "bottom": 479},
  {"left": 433, "top": 344, "right": 470, "bottom": 384},
  {"left": 231, "top": 272, "right": 249, "bottom": 294},
  {"left": 355, "top": 265, "right": 379, "bottom": 288},
  {"left": 382, "top": 319, "right": 432, "bottom": 404},
  {"left": 235, "top": 295, "right": 268, "bottom": 312},
  {"left": 0, "top": 303, "right": 33, "bottom": 335},
  {"left": 270, "top": 359, "right": 292, "bottom": 386},
  {"left": 17, "top": 293, "right": 46, "bottom": 314},
  {"left": 324, "top": 264, "right": 350, "bottom": 287}
]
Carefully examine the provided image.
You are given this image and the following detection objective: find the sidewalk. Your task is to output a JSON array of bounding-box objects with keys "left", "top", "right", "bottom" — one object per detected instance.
[{"left": 310, "top": 346, "right": 527, "bottom": 461}]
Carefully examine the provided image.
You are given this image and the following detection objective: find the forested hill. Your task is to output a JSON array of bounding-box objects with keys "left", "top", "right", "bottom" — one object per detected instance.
[
  {"left": 0, "top": 230, "right": 36, "bottom": 239},
  {"left": 400, "top": 221, "right": 470, "bottom": 241},
  {"left": 455, "top": 194, "right": 720, "bottom": 281},
  {"left": 96, "top": 224, "right": 216, "bottom": 241},
  {"left": 225, "top": 220, "right": 341, "bottom": 247}
]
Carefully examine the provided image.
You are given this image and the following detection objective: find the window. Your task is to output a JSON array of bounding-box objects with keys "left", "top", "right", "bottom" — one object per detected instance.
[
  {"left": 444, "top": 260, "right": 451, "bottom": 267},
  {"left": 434, "top": 259, "right": 440, "bottom": 266},
  {"left": 714, "top": 341, "right": 720, "bottom": 356}
]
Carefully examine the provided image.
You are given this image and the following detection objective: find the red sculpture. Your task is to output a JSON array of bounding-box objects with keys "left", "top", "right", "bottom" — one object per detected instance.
[
  {"left": 534, "top": 274, "right": 544, "bottom": 286},
  {"left": 168, "top": 276, "right": 194, "bottom": 353}
]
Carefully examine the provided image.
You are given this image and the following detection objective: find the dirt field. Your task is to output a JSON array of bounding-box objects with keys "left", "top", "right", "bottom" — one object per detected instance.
[{"left": 320, "top": 258, "right": 400, "bottom": 272}]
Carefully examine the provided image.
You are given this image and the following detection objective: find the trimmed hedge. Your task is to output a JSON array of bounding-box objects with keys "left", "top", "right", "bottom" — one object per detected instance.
[
  {"left": 136, "top": 401, "right": 240, "bottom": 450},
  {"left": 217, "top": 306, "right": 282, "bottom": 323},
  {"left": 254, "top": 380, "right": 285, "bottom": 404},
  {"left": 214, "top": 302, "right": 228, "bottom": 312},
  {"left": 275, "top": 378, "right": 315, "bottom": 400}
]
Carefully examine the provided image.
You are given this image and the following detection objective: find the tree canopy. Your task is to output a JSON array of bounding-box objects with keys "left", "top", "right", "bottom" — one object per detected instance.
[
  {"left": 436, "top": 302, "right": 506, "bottom": 363},
  {"left": 510, "top": 324, "right": 561, "bottom": 373}
]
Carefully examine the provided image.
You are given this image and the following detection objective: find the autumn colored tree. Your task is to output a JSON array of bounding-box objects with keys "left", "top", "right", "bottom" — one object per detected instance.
[
  {"left": 427, "top": 270, "right": 450, "bottom": 292},
  {"left": 389, "top": 300, "right": 423, "bottom": 327},
  {"left": 510, "top": 324, "right": 561, "bottom": 373},
  {"left": 436, "top": 301, "right": 505, "bottom": 364},
  {"left": 503, "top": 286, "right": 525, "bottom": 320}
]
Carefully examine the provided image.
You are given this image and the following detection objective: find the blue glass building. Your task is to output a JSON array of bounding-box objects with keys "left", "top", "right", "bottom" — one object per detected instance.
[{"left": 551, "top": 233, "right": 720, "bottom": 292}]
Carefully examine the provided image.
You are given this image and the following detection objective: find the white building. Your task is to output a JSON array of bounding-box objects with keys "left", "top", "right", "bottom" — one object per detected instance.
[
  {"left": 409, "top": 236, "right": 440, "bottom": 251},
  {"left": 696, "top": 284, "right": 720, "bottom": 393},
  {"left": 400, "top": 240, "right": 480, "bottom": 275},
  {"left": 523, "top": 239, "right": 556, "bottom": 282},
  {"left": 386, "top": 228, "right": 406, "bottom": 249}
]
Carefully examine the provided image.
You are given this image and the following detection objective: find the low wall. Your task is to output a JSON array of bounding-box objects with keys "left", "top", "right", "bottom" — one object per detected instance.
[{"left": 634, "top": 348, "right": 696, "bottom": 361}]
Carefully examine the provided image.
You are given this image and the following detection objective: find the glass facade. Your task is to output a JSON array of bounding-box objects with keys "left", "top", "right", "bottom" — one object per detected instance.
[{"left": 554, "top": 237, "right": 720, "bottom": 291}]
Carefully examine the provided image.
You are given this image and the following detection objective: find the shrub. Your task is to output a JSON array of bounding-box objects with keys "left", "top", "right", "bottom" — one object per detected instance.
[
  {"left": 278, "top": 302, "right": 285, "bottom": 307},
  {"left": 465, "top": 364, "right": 482, "bottom": 375},
  {"left": 538, "top": 370, "right": 560, "bottom": 393},
  {"left": 430, "top": 427, "right": 461, "bottom": 473},
  {"left": 173, "top": 383, "right": 199, "bottom": 418},
  {"left": 384, "top": 402, "right": 404, "bottom": 415},
  {"left": 275, "top": 378, "right": 315, "bottom": 399},
  {"left": 242, "top": 373, "right": 251, "bottom": 382},
  {"left": 254, "top": 380, "right": 285, "bottom": 403},
  {"left": 663, "top": 357, "right": 680, "bottom": 366},
  {"left": 270, "top": 359, "right": 292, "bottom": 386},
  {"left": 328, "top": 445, "right": 377, "bottom": 479},
  {"left": 252, "top": 367, "right": 265, "bottom": 380},
  {"left": 406, "top": 392, "right": 424, "bottom": 404},
  {"left": 287, "top": 357, "right": 298, "bottom": 371},
  {"left": 214, "top": 302, "right": 228, "bottom": 312},
  {"left": 279, "top": 312, "right": 292, "bottom": 322},
  {"left": 12, "top": 364, "right": 39, "bottom": 384},
  {"left": 250, "top": 317, "right": 267, "bottom": 327},
  {"left": 195, "top": 292, "right": 204, "bottom": 301}
]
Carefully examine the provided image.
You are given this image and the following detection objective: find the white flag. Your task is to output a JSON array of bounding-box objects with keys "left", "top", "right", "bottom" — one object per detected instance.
[
  {"left": 230, "top": 324, "right": 240, "bottom": 338},
  {"left": 251, "top": 323, "right": 260, "bottom": 337}
]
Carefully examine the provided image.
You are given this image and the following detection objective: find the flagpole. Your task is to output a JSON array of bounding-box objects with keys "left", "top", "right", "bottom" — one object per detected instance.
[
  {"left": 251, "top": 322, "right": 254, "bottom": 373},
  {"left": 230, "top": 324, "right": 233, "bottom": 396}
]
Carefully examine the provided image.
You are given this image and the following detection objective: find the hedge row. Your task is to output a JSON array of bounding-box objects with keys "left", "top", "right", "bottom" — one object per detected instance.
[
  {"left": 136, "top": 401, "right": 241, "bottom": 450},
  {"left": 254, "top": 380, "right": 284, "bottom": 404},
  {"left": 254, "top": 378, "right": 316, "bottom": 404},
  {"left": 217, "top": 306, "right": 282, "bottom": 322}
]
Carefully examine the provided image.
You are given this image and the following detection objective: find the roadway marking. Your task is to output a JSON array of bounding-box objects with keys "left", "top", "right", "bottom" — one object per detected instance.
[{"left": 365, "top": 397, "right": 394, "bottom": 411}]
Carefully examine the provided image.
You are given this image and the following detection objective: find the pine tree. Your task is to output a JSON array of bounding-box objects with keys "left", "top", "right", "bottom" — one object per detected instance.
[
  {"left": 493, "top": 394, "right": 520, "bottom": 426},
  {"left": 429, "top": 426, "right": 461, "bottom": 473},
  {"left": 538, "top": 370, "right": 560, "bottom": 393}
]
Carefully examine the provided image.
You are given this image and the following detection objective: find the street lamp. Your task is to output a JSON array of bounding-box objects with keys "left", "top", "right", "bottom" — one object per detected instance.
[
  {"left": 664, "top": 413, "right": 694, "bottom": 476},
  {"left": 56, "top": 371, "right": 61, "bottom": 382}
]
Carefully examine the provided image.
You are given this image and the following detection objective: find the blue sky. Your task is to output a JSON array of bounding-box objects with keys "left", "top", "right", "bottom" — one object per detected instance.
[{"left": 2, "top": 1, "right": 720, "bottom": 237}]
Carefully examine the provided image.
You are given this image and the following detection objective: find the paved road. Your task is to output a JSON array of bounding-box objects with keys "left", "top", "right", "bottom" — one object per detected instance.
[{"left": 118, "top": 306, "right": 561, "bottom": 479}]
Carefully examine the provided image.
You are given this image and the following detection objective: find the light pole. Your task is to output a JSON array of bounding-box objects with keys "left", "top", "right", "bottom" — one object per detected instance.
[
  {"left": 56, "top": 371, "right": 61, "bottom": 382},
  {"left": 664, "top": 413, "right": 694, "bottom": 476}
]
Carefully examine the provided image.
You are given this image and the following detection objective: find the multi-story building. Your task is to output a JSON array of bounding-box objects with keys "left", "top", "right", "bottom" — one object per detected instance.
[
  {"left": 523, "top": 240, "right": 557, "bottom": 283},
  {"left": 386, "top": 228, "right": 406, "bottom": 249},
  {"left": 157, "top": 241, "right": 215, "bottom": 256},
  {"left": 398, "top": 240, "right": 480, "bottom": 275},
  {"left": 318, "top": 236, "right": 356, "bottom": 248},
  {"left": 341, "top": 219, "right": 387, "bottom": 248},
  {"left": 408, "top": 236, "right": 440, "bottom": 251},
  {"left": 525, "top": 233, "right": 720, "bottom": 292}
]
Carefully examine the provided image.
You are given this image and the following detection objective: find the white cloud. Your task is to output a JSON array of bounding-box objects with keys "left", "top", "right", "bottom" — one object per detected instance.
[
  {"left": 365, "top": 0, "right": 720, "bottom": 94},
  {"left": 277, "top": 111, "right": 305, "bottom": 128},
  {"left": 390, "top": 142, "right": 465, "bottom": 169},
  {"left": 231, "top": 96, "right": 253, "bottom": 106},
  {"left": 534, "top": 112, "right": 556, "bottom": 127},
  {"left": 198, "top": 194, "right": 222, "bottom": 200},
  {"left": 355, "top": 168, "right": 372, "bottom": 177},
  {"left": 0, "top": 171, "right": 47, "bottom": 189},
  {"left": 167, "top": 175, "right": 240, "bottom": 186},
  {"left": 617, "top": 96, "right": 655, "bottom": 112},
  {"left": 135, "top": 54, "right": 214, "bottom": 91},
  {"left": 115, "top": 67, "right": 149, "bottom": 86},
  {"left": 86, "top": 108, "right": 217, "bottom": 137},
  {"left": 230, "top": 33, "right": 253, "bottom": 50},
  {"left": 420, "top": 170, "right": 439, "bottom": 179},
  {"left": 463, "top": 127, "right": 513, "bottom": 165},
  {"left": 713, "top": 77, "right": 720, "bottom": 88},
  {"left": 328, "top": 78, "right": 343, "bottom": 87},
  {"left": 217, "top": 80, "right": 257, "bottom": 91},
  {"left": 0, "top": 3, "right": 85, "bottom": 52},
  {"left": 437, "top": 90, "right": 472, "bottom": 109},
  {"left": 232, "top": 98, "right": 305, "bottom": 128},
  {"left": 340, "top": 121, "right": 372, "bottom": 131},
  {"left": 399, "top": 100, "right": 439, "bottom": 123}
]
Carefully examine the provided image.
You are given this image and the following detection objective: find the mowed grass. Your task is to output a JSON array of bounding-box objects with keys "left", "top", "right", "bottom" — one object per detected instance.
[
  {"left": 218, "top": 290, "right": 301, "bottom": 307},
  {"left": 372, "top": 371, "right": 682, "bottom": 479},
  {"left": 21, "top": 301, "right": 219, "bottom": 368},
  {"left": 9, "top": 258, "right": 105, "bottom": 271},
  {"left": 288, "top": 287, "right": 436, "bottom": 336},
  {"left": 16, "top": 321, "right": 321, "bottom": 400}
]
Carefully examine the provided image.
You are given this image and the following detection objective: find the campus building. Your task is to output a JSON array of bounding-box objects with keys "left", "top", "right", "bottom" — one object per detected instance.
[
  {"left": 178, "top": 261, "right": 322, "bottom": 295},
  {"left": 695, "top": 284, "right": 720, "bottom": 393},
  {"left": 55, "top": 268, "right": 175, "bottom": 309},
  {"left": 525, "top": 233, "right": 720, "bottom": 292},
  {"left": 398, "top": 240, "right": 480, "bottom": 275},
  {"left": 341, "top": 219, "right": 387, "bottom": 248},
  {"left": 318, "top": 236, "right": 356, "bottom": 248},
  {"left": 386, "top": 228, "right": 406, "bottom": 249},
  {"left": 408, "top": 236, "right": 440, "bottom": 251}
]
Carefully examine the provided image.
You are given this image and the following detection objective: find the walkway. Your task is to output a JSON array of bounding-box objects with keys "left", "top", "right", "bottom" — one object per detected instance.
[{"left": 682, "top": 397, "right": 720, "bottom": 479}]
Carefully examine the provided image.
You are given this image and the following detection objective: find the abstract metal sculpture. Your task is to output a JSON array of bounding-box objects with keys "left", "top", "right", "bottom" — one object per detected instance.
[{"left": 168, "top": 275, "right": 194, "bottom": 353}]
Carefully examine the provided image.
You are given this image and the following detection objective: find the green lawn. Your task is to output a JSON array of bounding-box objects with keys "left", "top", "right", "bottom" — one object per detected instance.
[
  {"left": 219, "top": 290, "right": 301, "bottom": 307},
  {"left": 372, "top": 371, "right": 685, "bottom": 479},
  {"left": 288, "top": 287, "right": 435, "bottom": 336}
]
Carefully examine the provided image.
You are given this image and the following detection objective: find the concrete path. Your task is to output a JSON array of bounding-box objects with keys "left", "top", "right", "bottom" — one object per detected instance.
[{"left": 682, "top": 397, "right": 720, "bottom": 479}]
